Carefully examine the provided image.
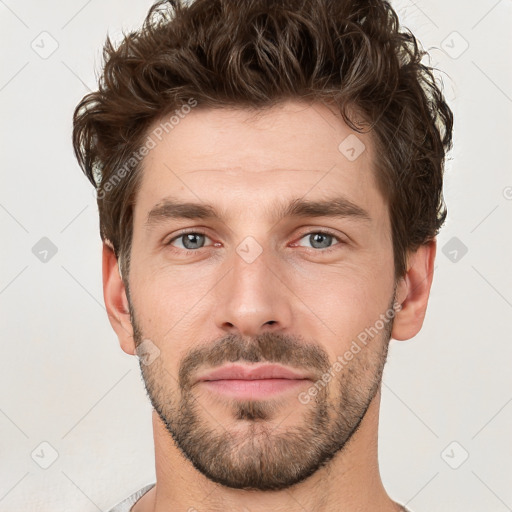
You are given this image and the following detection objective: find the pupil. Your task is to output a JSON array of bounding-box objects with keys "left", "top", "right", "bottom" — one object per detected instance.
[
  {"left": 311, "top": 233, "right": 331, "bottom": 249},
  {"left": 184, "top": 234, "right": 203, "bottom": 249}
]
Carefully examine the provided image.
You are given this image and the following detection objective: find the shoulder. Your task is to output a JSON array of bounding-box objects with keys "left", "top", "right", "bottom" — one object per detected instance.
[{"left": 106, "top": 483, "right": 156, "bottom": 512}]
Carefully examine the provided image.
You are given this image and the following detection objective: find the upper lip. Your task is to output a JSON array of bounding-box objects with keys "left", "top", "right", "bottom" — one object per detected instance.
[{"left": 196, "top": 364, "right": 312, "bottom": 382}]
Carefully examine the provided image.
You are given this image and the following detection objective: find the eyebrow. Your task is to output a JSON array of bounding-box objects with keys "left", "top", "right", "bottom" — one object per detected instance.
[{"left": 145, "top": 195, "right": 371, "bottom": 230}]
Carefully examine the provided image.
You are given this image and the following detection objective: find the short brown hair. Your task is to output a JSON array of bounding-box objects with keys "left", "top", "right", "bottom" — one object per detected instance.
[{"left": 72, "top": 0, "right": 453, "bottom": 281}]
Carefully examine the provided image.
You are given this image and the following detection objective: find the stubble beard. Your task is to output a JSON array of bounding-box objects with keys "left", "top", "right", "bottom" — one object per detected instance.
[{"left": 132, "top": 294, "right": 395, "bottom": 491}]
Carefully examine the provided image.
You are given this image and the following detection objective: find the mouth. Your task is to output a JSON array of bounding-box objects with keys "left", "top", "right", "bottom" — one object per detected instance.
[{"left": 195, "top": 363, "right": 313, "bottom": 399}]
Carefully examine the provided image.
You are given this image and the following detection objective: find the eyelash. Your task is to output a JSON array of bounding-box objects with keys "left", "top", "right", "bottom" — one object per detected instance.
[{"left": 165, "top": 229, "right": 345, "bottom": 254}]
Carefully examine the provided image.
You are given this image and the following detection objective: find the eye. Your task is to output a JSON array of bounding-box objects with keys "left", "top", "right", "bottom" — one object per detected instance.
[
  {"left": 166, "top": 231, "right": 213, "bottom": 251},
  {"left": 294, "top": 231, "right": 343, "bottom": 251},
  {"left": 164, "top": 229, "right": 344, "bottom": 254}
]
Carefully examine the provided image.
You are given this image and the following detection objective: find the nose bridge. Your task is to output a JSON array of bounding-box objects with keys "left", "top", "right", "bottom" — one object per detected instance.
[{"left": 213, "top": 235, "right": 292, "bottom": 336}]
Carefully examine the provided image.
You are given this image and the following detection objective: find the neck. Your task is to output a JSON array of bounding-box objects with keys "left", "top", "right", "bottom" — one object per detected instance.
[{"left": 134, "top": 391, "right": 402, "bottom": 512}]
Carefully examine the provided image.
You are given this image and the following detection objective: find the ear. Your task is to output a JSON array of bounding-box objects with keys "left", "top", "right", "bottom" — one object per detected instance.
[
  {"left": 102, "top": 242, "right": 136, "bottom": 355},
  {"left": 391, "top": 239, "right": 437, "bottom": 341}
]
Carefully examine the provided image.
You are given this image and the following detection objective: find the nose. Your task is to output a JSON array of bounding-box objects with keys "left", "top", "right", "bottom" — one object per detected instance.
[{"left": 213, "top": 243, "right": 293, "bottom": 338}]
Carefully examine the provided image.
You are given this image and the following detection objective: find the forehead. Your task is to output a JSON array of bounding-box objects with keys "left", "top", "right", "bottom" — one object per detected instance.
[{"left": 134, "top": 101, "right": 385, "bottom": 223}]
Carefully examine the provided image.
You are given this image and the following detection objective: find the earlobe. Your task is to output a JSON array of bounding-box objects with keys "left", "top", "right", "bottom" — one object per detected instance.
[
  {"left": 391, "top": 240, "right": 437, "bottom": 341},
  {"left": 102, "top": 242, "right": 136, "bottom": 355}
]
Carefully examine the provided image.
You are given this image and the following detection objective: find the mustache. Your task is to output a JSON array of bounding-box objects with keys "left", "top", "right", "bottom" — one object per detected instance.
[{"left": 178, "top": 332, "right": 331, "bottom": 390}]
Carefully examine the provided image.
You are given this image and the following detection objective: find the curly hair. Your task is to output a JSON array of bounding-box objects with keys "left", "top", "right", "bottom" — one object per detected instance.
[{"left": 72, "top": 0, "right": 453, "bottom": 281}]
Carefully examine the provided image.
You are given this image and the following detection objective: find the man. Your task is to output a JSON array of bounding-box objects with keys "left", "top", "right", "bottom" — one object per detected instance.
[{"left": 72, "top": 0, "right": 452, "bottom": 510}]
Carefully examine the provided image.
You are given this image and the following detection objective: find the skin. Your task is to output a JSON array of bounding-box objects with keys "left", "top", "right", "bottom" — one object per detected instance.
[{"left": 103, "top": 100, "right": 435, "bottom": 512}]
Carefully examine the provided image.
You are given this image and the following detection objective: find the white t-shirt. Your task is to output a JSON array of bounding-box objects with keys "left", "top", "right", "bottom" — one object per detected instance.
[{"left": 107, "top": 483, "right": 155, "bottom": 512}]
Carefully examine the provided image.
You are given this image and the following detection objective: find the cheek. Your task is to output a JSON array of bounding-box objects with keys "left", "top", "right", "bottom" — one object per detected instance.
[
  {"left": 129, "top": 267, "right": 214, "bottom": 361},
  {"left": 131, "top": 258, "right": 210, "bottom": 311},
  {"left": 288, "top": 260, "right": 394, "bottom": 353}
]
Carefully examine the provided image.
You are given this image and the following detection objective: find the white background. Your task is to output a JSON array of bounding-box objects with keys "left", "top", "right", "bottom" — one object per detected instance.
[{"left": 1, "top": 1, "right": 511, "bottom": 511}]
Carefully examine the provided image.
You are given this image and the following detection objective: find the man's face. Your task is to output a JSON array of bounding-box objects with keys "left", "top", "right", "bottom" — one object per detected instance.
[{"left": 127, "top": 101, "right": 397, "bottom": 490}]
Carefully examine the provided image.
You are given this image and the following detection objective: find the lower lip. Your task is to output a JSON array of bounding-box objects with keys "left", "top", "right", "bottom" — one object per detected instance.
[{"left": 199, "top": 379, "right": 309, "bottom": 399}]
